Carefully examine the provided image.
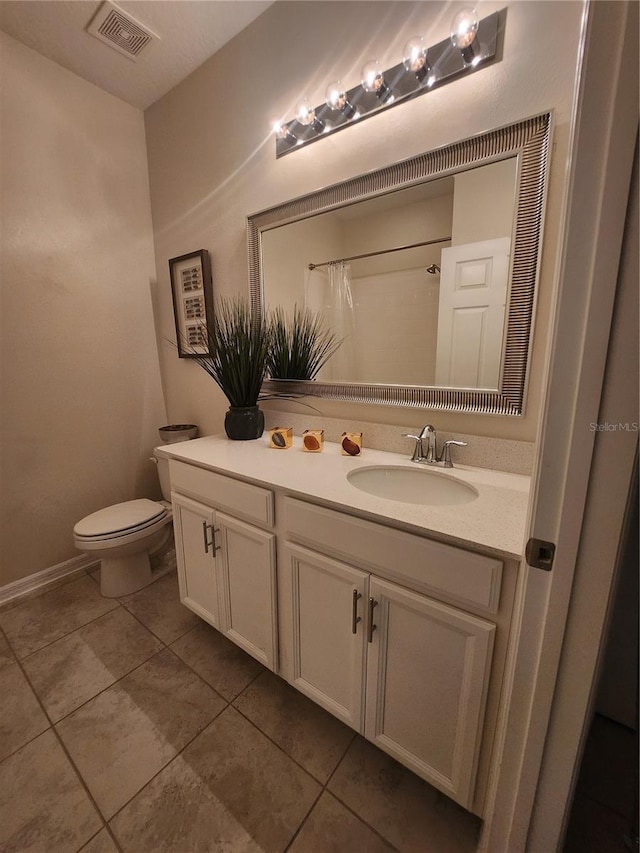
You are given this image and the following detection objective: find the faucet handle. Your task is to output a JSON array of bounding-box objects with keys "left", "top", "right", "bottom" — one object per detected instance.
[
  {"left": 440, "top": 440, "right": 468, "bottom": 468},
  {"left": 402, "top": 433, "right": 425, "bottom": 462}
]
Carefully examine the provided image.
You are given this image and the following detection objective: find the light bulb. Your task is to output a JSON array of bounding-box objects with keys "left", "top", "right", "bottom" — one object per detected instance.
[
  {"left": 361, "top": 60, "right": 393, "bottom": 103},
  {"left": 295, "top": 97, "right": 326, "bottom": 133},
  {"left": 325, "top": 81, "right": 358, "bottom": 119},
  {"left": 450, "top": 8, "right": 479, "bottom": 64},
  {"left": 403, "top": 36, "right": 431, "bottom": 84},
  {"left": 272, "top": 120, "right": 297, "bottom": 145}
]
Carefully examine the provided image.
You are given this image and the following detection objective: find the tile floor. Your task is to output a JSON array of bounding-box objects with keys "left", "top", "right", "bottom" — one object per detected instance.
[
  {"left": 0, "top": 561, "right": 481, "bottom": 853},
  {"left": 563, "top": 713, "right": 638, "bottom": 853}
]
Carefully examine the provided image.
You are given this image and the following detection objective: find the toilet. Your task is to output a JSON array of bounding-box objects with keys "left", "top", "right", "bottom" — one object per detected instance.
[{"left": 73, "top": 454, "right": 174, "bottom": 598}]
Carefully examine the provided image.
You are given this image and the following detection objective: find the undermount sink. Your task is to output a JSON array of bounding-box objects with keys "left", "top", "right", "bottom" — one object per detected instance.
[{"left": 347, "top": 465, "right": 479, "bottom": 506}]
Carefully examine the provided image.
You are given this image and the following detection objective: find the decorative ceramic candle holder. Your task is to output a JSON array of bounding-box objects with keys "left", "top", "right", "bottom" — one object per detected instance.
[
  {"left": 269, "top": 426, "right": 293, "bottom": 449},
  {"left": 341, "top": 431, "right": 362, "bottom": 456},
  {"left": 302, "top": 429, "right": 324, "bottom": 452}
]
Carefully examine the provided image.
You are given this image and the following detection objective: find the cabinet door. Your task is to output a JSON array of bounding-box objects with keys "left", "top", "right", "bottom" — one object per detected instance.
[
  {"left": 172, "top": 493, "right": 221, "bottom": 628},
  {"left": 217, "top": 512, "right": 277, "bottom": 671},
  {"left": 365, "top": 577, "right": 495, "bottom": 809},
  {"left": 287, "top": 543, "right": 368, "bottom": 731}
]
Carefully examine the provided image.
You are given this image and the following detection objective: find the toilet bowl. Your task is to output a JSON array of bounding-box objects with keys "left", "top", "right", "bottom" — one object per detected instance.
[{"left": 73, "top": 454, "right": 174, "bottom": 597}]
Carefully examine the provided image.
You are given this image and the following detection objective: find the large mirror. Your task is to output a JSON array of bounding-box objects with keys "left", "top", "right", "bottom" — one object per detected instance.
[{"left": 248, "top": 113, "right": 551, "bottom": 415}]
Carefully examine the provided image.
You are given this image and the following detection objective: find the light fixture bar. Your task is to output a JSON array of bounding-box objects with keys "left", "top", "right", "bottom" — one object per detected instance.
[{"left": 275, "top": 9, "right": 502, "bottom": 158}]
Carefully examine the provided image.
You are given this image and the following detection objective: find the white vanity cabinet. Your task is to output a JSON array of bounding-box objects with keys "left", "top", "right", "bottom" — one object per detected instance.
[
  {"left": 170, "top": 461, "right": 278, "bottom": 671},
  {"left": 163, "top": 449, "right": 521, "bottom": 817},
  {"left": 365, "top": 577, "right": 494, "bottom": 809},
  {"left": 282, "top": 496, "right": 499, "bottom": 810},
  {"left": 286, "top": 543, "right": 368, "bottom": 729}
]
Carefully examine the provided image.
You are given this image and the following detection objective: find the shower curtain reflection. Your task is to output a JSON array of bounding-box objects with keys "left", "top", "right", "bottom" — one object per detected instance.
[{"left": 305, "top": 261, "right": 356, "bottom": 381}]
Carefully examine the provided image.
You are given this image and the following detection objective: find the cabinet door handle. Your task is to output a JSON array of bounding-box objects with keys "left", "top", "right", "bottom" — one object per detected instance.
[
  {"left": 211, "top": 527, "right": 221, "bottom": 553},
  {"left": 202, "top": 522, "right": 220, "bottom": 556},
  {"left": 202, "top": 521, "right": 212, "bottom": 554},
  {"left": 352, "top": 589, "right": 362, "bottom": 634},
  {"left": 367, "top": 597, "right": 378, "bottom": 643}
]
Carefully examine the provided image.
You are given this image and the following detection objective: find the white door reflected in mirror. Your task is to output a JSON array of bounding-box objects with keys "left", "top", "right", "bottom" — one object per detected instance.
[{"left": 435, "top": 237, "right": 511, "bottom": 390}]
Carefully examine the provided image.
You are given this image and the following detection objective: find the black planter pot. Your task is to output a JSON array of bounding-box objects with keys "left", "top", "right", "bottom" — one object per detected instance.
[{"left": 224, "top": 406, "right": 265, "bottom": 441}]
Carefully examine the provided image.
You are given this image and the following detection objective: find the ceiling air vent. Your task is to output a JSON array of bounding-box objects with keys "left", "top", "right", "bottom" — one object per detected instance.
[{"left": 87, "top": 1, "right": 159, "bottom": 61}]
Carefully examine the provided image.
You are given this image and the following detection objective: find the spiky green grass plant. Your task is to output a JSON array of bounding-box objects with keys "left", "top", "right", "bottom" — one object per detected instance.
[
  {"left": 192, "top": 297, "right": 270, "bottom": 408},
  {"left": 267, "top": 305, "right": 342, "bottom": 381}
]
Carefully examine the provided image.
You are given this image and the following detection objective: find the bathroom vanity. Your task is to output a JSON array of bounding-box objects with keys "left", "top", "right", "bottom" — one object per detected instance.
[{"left": 156, "top": 435, "right": 529, "bottom": 818}]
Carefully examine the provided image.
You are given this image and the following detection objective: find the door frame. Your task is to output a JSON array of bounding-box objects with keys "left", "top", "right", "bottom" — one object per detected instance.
[{"left": 479, "top": 2, "right": 639, "bottom": 849}]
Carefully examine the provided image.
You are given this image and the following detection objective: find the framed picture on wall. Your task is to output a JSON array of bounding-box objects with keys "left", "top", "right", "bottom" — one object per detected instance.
[{"left": 168, "top": 249, "right": 214, "bottom": 358}]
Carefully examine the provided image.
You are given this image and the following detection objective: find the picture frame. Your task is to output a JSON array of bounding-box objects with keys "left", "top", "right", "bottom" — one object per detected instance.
[{"left": 168, "top": 249, "right": 214, "bottom": 358}]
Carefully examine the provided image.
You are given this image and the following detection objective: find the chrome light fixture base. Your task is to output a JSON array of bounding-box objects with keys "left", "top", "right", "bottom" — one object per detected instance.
[{"left": 275, "top": 9, "right": 503, "bottom": 158}]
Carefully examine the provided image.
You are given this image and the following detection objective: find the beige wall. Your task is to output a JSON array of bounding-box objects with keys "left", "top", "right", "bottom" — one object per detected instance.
[
  {"left": 452, "top": 158, "right": 517, "bottom": 245},
  {"left": 145, "top": 0, "right": 583, "bottom": 441},
  {"left": 0, "top": 34, "right": 166, "bottom": 585}
]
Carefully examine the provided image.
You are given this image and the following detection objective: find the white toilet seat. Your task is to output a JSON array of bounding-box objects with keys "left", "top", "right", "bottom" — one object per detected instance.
[{"left": 73, "top": 499, "right": 171, "bottom": 549}]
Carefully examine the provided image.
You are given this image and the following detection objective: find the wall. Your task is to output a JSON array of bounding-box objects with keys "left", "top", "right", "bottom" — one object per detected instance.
[
  {"left": 145, "top": 1, "right": 584, "bottom": 443},
  {"left": 0, "top": 34, "right": 166, "bottom": 586},
  {"left": 452, "top": 158, "right": 517, "bottom": 245}
]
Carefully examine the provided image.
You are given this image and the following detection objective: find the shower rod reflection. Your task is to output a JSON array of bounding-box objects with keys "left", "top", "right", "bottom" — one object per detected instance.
[{"left": 307, "top": 236, "right": 451, "bottom": 271}]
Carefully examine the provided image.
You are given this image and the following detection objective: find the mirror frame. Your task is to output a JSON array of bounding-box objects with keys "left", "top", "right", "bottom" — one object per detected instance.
[{"left": 248, "top": 112, "right": 552, "bottom": 416}]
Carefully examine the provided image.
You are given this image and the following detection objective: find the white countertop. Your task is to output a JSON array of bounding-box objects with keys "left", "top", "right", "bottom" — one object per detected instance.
[{"left": 156, "top": 434, "right": 531, "bottom": 560}]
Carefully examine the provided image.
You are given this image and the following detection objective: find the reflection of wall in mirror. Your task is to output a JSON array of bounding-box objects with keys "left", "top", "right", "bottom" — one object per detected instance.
[
  {"left": 261, "top": 215, "right": 342, "bottom": 312},
  {"left": 452, "top": 159, "right": 517, "bottom": 245},
  {"left": 261, "top": 158, "right": 517, "bottom": 389},
  {"left": 321, "top": 195, "right": 453, "bottom": 386},
  {"left": 434, "top": 158, "right": 517, "bottom": 389}
]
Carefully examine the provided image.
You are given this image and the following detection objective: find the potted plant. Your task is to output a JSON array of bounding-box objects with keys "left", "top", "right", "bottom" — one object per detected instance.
[
  {"left": 267, "top": 304, "right": 342, "bottom": 381},
  {"left": 192, "top": 297, "right": 270, "bottom": 440}
]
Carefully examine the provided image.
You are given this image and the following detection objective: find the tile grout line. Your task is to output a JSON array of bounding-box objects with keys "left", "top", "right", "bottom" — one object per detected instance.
[
  {"left": 5, "top": 576, "right": 403, "bottom": 851},
  {"left": 2, "top": 629, "right": 124, "bottom": 853},
  {"left": 105, "top": 694, "right": 231, "bottom": 831},
  {"left": 0, "top": 589, "right": 121, "bottom": 662},
  {"left": 316, "top": 731, "right": 404, "bottom": 850},
  {"left": 229, "top": 699, "right": 399, "bottom": 850}
]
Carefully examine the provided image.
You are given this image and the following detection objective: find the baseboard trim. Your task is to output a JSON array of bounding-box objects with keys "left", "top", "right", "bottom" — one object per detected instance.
[{"left": 0, "top": 555, "right": 100, "bottom": 607}]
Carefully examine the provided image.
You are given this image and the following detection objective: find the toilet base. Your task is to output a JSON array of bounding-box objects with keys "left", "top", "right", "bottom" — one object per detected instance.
[{"left": 100, "top": 552, "right": 153, "bottom": 597}]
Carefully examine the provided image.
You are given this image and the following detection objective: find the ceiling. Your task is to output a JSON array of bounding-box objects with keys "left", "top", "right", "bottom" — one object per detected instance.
[{"left": 0, "top": 0, "right": 274, "bottom": 110}]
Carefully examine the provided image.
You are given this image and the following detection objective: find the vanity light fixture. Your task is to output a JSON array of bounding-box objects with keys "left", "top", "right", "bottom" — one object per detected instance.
[
  {"left": 325, "top": 81, "right": 358, "bottom": 119},
  {"left": 295, "top": 97, "right": 326, "bottom": 134},
  {"left": 361, "top": 60, "right": 394, "bottom": 103},
  {"left": 272, "top": 8, "right": 503, "bottom": 157},
  {"left": 403, "top": 36, "right": 434, "bottom": 86},
  {"left": 272, "top": 120, "right": 297, "bottom": 146},
  {"left": 450, "top": 8, "right": 480, "bottom": 66}
]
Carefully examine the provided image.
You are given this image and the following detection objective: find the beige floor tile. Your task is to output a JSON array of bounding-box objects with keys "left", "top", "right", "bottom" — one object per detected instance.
[
  {"left": 56, "top": 648, "right": 225, "bottom": 819},
  {"left": 0, "top": 571, "right": 87, "bottom": 615},
  {"left": 0, "top": 662, "right": 50, "bottom": 761},
  {"left": 79, "top": 828, "right": 119, "bottom": 853},
  {"left": 171, "top": 620, "right": 264, "bottom": 701},
  {"left": 111, "top": 706, "right": 321, "bottom": 853},
  {"left": 23, "top": 606, "right": 163, "bottom": 722},
  {"left": 0, "top": 575, "right": 118, "bottom": 658},
  {"left": 328, "top": 737, "right": 480, "bottom": 853},
  {"left": 564, "top": 792, "right": 631, "bottom": 853},
  {"left": 0, "top": 729, "right": 102, "bottom": 852},
  {"left": 0, "top": 630, "right": 14, "bottom": 670},
  {"left": 234, "top": 670, "right": 355, "bottom": 783},
  {"left": 575, "top": 713, "right": 637, "bottom": 820},
  {"left": 290, "top": 791, "right": 395, "bottom": 852},
  {"left": 120, "top": 572, "right": 199, "bottom": 643}
]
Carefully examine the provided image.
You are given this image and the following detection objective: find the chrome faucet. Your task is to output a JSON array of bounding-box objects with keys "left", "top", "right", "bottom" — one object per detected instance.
[{"left": 403, "top": 425, "right": 468, "bottom": 468}]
